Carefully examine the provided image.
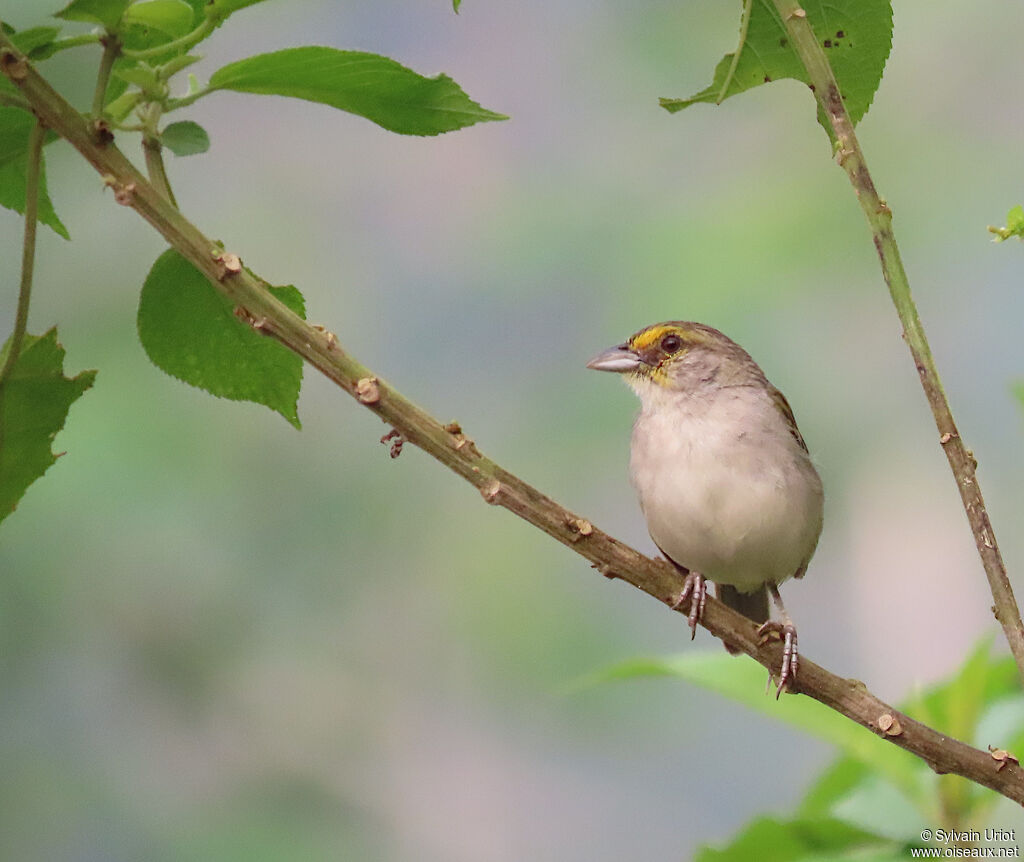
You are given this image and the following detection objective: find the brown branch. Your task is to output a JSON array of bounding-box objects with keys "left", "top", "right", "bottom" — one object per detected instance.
[
  {"left": 3, "top": 33, "right": 1024, "bottom": 805},
  {"left": 771, "top": 0, "right": 1024, "bottom": 682}
]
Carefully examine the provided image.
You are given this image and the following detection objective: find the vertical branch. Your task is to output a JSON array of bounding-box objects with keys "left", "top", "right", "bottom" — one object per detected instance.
[
  {"left": 772, "top": 0, "right": 1024, "bottom": 681},
  {"left": 143, "top": 135, "right": 178, "bottom": 207},
  {"left": 91, "top": 34, "right": 120, "bottom": 118},
  {"left": 0, "top": 119, "right": 45, "bottom": 387}
]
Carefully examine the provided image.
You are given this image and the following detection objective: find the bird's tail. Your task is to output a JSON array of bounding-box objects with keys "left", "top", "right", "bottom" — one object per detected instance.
[{"left": 716, "top": 584, "right": 769, "bottom": 656}]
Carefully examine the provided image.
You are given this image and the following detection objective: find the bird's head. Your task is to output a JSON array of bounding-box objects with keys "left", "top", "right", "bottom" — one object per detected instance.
[{"left": 586, "top": 321, "right": 759, "bottom": 394}]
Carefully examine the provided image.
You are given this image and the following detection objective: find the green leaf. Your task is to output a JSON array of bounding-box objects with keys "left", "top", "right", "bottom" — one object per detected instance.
[
  {"left": 121, "top": 0, "right": 195, "bottom": 39},
  {"left": 0, "top": 108, "right": 69, "bottom": 238},
  {"left": 989, "top": 204, "right": 1024, "bottom": 241},
  {"left": 694, "top": 814, "right": 900, "bottom": 862},
  {"left": 10, "top": 27, "right": 62, "bottom": 58},
  {"left": 161, "top": 120, "right": 210, "bottom": 155},
  {"left": 0, "top": 329, "right": 96, "bottom": 526},
  {"left": 54, "top": 0, "right": 133, "bottom": 29},
  {"left": 207, "top": 0, "right": 271, "bottom": 18},
  {"left": 208, "top": 46, "right": 508, "bottom": 136},
  {"left": 661, "top": 0, "right": 893, "bottom": 136},
  {"left": 586, "top": 652, "right": 926, "bottom": 803},
  {"left": 112, "top": 64, "right": 163, "bottom": 93},
  {"left": 799, "top": 755, "right": 871, "bottom": 818},
  {"left": 830, "top": 774, "right": 929, "bottom": 844},
  {"left": 137, "top": 249, "right": 304, "bottom": 428},
  {"left": 453, "top": 0, "right": 462, "bottom": 11}
]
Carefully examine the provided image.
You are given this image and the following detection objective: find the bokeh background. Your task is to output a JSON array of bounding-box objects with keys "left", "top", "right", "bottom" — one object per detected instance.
[{"left": 2, "top": 1, "right": 1023, "bottom": 858}]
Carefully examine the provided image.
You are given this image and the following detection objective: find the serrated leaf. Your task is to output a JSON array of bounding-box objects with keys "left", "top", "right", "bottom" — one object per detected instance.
[
  {"left": 137, "top": 249, "right": 304, "bottom": 428},
  {"left": 161, "top": 120, "right": 209, "bottom": 155},
  {"left": 208, "top": 46, "right": 508, "bottom": 136},
  {"left": 0, "top": 329, "right": 96, "bottom": 526},
  {"left": 661, "top": 0, "right": 893, "bottom": 138},
  {"left": 54, "top": 0, "right": 133, "bottom": 29},
  {"left": 0, "top": 109, "right": 69, "bottom": 238},
  {"left": 583, "top": 652, "right": 925, "bottom": 803},
  {"left": 694, "top": 814, "right": 899, "bottom": 862},
  {"left": 122, "top": 0, "right": 195, "bottom": 39}
]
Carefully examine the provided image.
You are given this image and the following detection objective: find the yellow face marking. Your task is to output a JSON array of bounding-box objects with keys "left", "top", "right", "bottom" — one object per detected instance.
[{"left": 629, "top": 324, "right": 681, "bottom": 352}]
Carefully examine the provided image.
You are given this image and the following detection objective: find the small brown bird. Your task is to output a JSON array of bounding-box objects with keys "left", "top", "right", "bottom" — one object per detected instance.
[{"left": 588, "top": 321, "right": 823, "bottom": 694}]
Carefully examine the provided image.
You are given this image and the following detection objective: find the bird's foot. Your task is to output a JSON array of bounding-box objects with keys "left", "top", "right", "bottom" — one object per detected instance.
[
  {"left": 757, "top": 620, "right": 798, "bottom": 698},
  {"left": 671, "top": 572, "right": 707, "bottom": 640}
]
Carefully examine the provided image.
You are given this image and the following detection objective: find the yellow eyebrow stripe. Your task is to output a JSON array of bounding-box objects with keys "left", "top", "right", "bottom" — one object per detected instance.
[{"left": 629, "top": 324, "right": 679, "bottom": 351}]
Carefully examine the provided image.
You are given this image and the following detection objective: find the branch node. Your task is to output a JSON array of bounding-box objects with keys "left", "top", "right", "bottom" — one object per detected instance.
[
  {"left": 591, "top": 562, "right": 617, "bottom": 580},
  {"left": 566, "top": 516, "right": 594, "bottom": 541},
  {"left": 311, "top": 324, "right": 339, "bottom": 351},
  {"left": 232, "top": 305, "right": 268, "bottom": 332},
  {"left": 102, "top": 175, "right": 136, "bottom": 206},
  {"left": 877, "top": 713, "right": 903, "bottom": 737},
  {"left": 0, "top": 50, "right": 28, "bottom": 81},
  {"left": 380, "top": 428, "right": 405, "bottom": 459},
  {"left": 480, "top": 479, "right": 503, "bottom": 504},
  {"left": 213, "top": 251, "right": 242, "bottom": 279},
  {"left": 835, "top": 147, "right": 854, "bottom": 166},
  {"left": 92, "top": 118, "right": 114, "bottom": 146},
  {"left": 989, "top": 745, "right": 1019, "bottom": 772},
  {"left": 939, "top": 431, "right": 955, "bottom": 445},
  {"left": 443, "top": 421, "right": 481, "bottom": 459},
  {"left": 355, "top": 376, "right": 381, "bottom": 405}
]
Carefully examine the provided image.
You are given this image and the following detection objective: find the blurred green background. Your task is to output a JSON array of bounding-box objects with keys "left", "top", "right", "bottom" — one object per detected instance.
[{"left": 2, "top": 1, "right": 1024, "bottom": 859}]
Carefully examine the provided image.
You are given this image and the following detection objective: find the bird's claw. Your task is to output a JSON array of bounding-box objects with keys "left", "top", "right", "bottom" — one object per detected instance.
[
  {"left": 671, "top": 572, "right": 707, "bottom": 640},
  {"left": 757, "top": 620, "right": 798, "bottom": 698}
]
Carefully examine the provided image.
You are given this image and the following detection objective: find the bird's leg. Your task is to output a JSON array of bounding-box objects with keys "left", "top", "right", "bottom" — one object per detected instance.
[
  {"left": 671, "top": 571, "right": 707, "bottom": 640},
  {"left": 757, "top": 583, "right": 798, "bottom": 698}
]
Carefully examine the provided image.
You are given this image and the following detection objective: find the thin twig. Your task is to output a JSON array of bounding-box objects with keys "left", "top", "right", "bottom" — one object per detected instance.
[
  {"left": 3, "top": 32, "right": 1024, "bottom": 804},
  {"left": 771, "top": 0, "right": 1024, "bottom": 683},
  {"left": 120, "top": 17, "right": 215, "bottom": 62},
  {"left": 91, "top": 33, "right": 120, "bottom": 118},
  {"left": 141, "top": 104, "right": 177, "bottom": 207},
  {"left": 0, "top": 118, "right": 44, "bottom": 387}
]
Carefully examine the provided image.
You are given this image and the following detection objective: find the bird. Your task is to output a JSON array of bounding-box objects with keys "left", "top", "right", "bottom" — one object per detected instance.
[{"left": 587, "top": 321, "right": 823, "bottom": 694}]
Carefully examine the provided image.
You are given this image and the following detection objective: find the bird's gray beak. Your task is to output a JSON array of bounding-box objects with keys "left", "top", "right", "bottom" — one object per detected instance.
[{"left": 586, "top": 343, "right": 641, "bottom": 373}]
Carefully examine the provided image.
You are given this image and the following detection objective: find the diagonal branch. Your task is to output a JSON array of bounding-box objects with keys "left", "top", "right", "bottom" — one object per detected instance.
[
  {"left": 2, "top": 32, "right": 1024, "bottom": 804},
  {"left": 770, "top": 0, "right": 1024, "bottom": 684}
]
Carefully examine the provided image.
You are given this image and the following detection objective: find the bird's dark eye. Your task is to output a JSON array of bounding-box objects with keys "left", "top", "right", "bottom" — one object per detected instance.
[{"left": 660, "top": 333, "right": 683, "bottom": 353}]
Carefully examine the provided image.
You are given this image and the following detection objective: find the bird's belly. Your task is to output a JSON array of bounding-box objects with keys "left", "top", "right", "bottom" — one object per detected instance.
[{"left": 630, "top": 422, "right": 821, "bottom": 591}]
